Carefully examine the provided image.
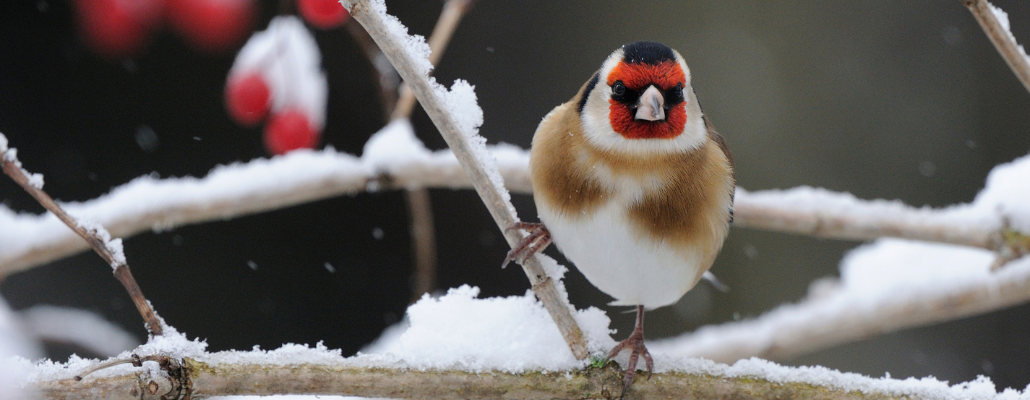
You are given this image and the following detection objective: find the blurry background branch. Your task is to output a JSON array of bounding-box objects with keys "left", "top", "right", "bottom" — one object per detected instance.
[
  {"left": 0, "top": 148, "right": 1013, "bottom": 276},
  {"left": 653, "top": 251, "right": 1030, "bottom": 363}
]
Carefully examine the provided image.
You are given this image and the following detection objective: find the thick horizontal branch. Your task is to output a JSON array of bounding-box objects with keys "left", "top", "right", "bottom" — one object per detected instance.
[
  {"left": 33, "top": 358, "right": 941, "bottom": 400},
  {"left": 1, "top": 145, "right": 1007, "bottom": 276}
]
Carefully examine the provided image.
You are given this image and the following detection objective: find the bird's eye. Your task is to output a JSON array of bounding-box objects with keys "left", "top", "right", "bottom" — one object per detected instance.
[
  {"left": 612, "top": 81, "right": 626, "bottom": 96},
  {"left": 665, "top": 83, "right": 685, "bottom": 107}
]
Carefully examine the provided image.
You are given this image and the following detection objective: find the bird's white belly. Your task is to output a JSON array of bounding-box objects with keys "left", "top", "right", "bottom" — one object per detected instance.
[{"left": 539, "top": 201, "right": 705, "bottom": 309}]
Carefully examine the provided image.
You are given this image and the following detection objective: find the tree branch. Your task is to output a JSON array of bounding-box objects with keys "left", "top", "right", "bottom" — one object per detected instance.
[
  {"left": 340, "top": 0, "right": 589, "bottom": 359},
  {"left": 2, "top": 147, "right": 1013, "bottom": 276},
  {"left": 32, "top": 357, "right": 946, "bottom": 400},
  {"left": 964, "top": 0, "right": 1030, "bottom": 95},
  {"left": 654, "top": 251, "right": 1030, "bottom": 363},
  {"left": 0, "top": 134, "right": 163, "bottom": 335}
]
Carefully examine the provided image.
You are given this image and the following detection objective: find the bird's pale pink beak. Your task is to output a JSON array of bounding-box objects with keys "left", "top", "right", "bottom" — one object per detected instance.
[{"left": 634, "top": 86, "right": 666, "bottom": 121}]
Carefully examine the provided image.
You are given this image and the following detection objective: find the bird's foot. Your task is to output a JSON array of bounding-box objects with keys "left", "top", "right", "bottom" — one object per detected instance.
[
  {"left": 605, "top": 325, "right": 653, "bottom": 399},
  {"left": 502, "top": 222, "right": 552, "bottom": 268}
]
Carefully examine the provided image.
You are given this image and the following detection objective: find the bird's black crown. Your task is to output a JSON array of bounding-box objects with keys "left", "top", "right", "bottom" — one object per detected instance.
[{"left": 621, "top": 41, "right": 676, "bottom": 65}]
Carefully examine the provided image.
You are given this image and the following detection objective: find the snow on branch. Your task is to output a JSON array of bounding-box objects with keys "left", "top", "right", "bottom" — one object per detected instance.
[
  {"left": 339, "top": 0, "right": 589, "bottom": 359},
  {"left": 0, "top": 123, "right": 530, "bottom": 277},
  {"left": 21, "top": 287, "right": 1029, "bottom": 399},
  {"left": 4, "top": 135, "right": 1028, "bottom": 276},
  {"left": 32, "top": 358, "right": 1021, "bottom": 400},
  {"left": 652, "top": 239, "right": 1030, "bottom": 363},
  {"left": 964, "top": 0, "right": 1030, "bottom": 95}
]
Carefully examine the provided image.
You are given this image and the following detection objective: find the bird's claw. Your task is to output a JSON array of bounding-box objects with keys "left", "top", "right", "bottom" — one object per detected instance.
[
  {"left": 605, "top": 325, "right": 653, "bottom": 399},
  {"left": 502, "top": 222, "right": 552, "bottom": 268}
]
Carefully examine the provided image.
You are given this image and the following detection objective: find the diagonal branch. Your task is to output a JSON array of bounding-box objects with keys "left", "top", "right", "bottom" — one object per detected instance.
[
  {"left": 964, "top": 0, "right": 1030, "bottom": 95},
  {"left": 0, "top": 134, "right": 163, "bottom": 335},
  {"left": 340, "top": 0, "right": 589, "bottom": 359}
]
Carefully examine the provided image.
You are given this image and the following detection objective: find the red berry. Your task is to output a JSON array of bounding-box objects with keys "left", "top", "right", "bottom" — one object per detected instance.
[
  {"left": 73, "top": 0, "right": 163, "bottom": 58},
  {"left": 225, "top": 72, "right": 271, "bottom": 126},
  {"left": 297, "top": 0, "right": 350, "bottom": 30},
  {"left": 264, "top": 109, "right": 320, "bottom": 155},
  {"left": 167, "top": 0, "right": 255, "bottom": 53}
]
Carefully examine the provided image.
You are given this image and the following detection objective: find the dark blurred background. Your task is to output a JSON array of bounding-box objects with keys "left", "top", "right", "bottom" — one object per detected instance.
[{"left": 2, "top": 0, "right": 1030, "bottom": 391}]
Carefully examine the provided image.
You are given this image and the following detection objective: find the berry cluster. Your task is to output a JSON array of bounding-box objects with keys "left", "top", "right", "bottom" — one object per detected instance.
[
  {"left": 72, "top": 0, "right": 255, "bottom": 57},
  {"left": 72, "top": 0, "right": 349, "bottom": 58},
  {"left": 225, "top": 16, "right": 329, "bottom": 155}
]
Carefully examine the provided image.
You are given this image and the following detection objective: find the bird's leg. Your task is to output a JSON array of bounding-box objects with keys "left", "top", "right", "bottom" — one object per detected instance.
[
  {"left": 502, "top": 222, "right": 552, "bottom": 268},
  {"left": 605, "top": 305, "right": 653, "bottom": 399}
]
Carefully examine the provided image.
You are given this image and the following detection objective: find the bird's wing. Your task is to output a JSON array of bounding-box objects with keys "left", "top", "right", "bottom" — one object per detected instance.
[{"left": 703, "top": 115, "right": 735, "bottom": 224}]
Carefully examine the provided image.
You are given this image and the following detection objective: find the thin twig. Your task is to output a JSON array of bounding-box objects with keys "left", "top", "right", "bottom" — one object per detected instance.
[
  {"left": 406, "top": 188, "right": 437, "bottom": 301},
  {"left": 342, "top": 0, "right": 590, "bottom": 360},
  {"left": 0, "top": 134, "right": 163, "bottom": 335},
  {"left": 964, "top": 0, "right": 1030, "bottom": 95},
  {"left": 34, "top": 357, "right": 943, "bottom": 400}
]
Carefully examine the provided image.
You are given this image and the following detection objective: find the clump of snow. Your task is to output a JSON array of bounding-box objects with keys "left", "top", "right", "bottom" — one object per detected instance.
[
  {"left": 0, "top": 139, "right": 45, "bottom": 190},
  {"left": 840, "top": 239, "right": 994, "bottom": 296},
  {"left": 20, "top": 306, "right": 139, "bottom": 357},
  {"left": 231, "top": 16, "right": 328, "bottom": 129},
  {"left": 76, "top": 220, "right": 127, "bottom": 268},
  {"left": 358, "top": 285, "right": 615, "bottom": 373},
  {"left": 657, "top": 357, "right": 1025, "bottom": 400},
  {"left": 988, "top": 2, "right": 1030, "bottom": 69},
  {"left": 361, "top": 119, "right": 431, "bottom": 176},
  {"left": 964, "top": 154, "right": 1030, "bottom": 234},
  {"left": 202, "top": 342, "right": 344, "bottom": 366},
  {"left": 25, "top": 173, "right": 43, "bottom": 189},
  {"left": 433, "top": 79, "right": 515, "bottom": 211},
  {"left": 29, "top": 318, "right": 205, "bottom": 383}
]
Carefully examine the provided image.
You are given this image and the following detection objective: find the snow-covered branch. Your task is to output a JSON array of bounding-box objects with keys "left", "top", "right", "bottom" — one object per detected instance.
[
  {"left": 653, "top": 239, "right": 1030, "bottom": 363},
  {"left": 21, "top": 267, "right": 1030, "bottom": 400},
  {"left": 964, "top": 0, "right": 1030, "bottom": 95},
  {"left": 4, "top": 140, "right": 1026, "bottom": 276},
  {"left": 33, "top": 358, "right": 988, "bottom": 400},
  {"left": 340, "top": 0, "right": 589, "bottom": 359}
]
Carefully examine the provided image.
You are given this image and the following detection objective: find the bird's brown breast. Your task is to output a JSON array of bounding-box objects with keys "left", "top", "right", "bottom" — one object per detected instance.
[{"left": 530, "top": 100, "right": 734, "bottom": 260}]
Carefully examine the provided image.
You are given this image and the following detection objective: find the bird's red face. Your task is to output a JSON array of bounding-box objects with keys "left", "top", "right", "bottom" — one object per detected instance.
[{"left": 606, "top": 60, "right": 687, "bottom": 140}]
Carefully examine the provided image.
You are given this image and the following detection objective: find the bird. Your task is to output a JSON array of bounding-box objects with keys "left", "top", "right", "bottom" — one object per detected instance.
[{"left": 505, "top": 41, "right": 735, "bottom": 395}]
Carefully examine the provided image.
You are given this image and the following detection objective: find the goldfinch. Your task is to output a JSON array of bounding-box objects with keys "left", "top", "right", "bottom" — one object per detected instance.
[{"left": 506, "top": 41, "right": 735, "bottom": 393}]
